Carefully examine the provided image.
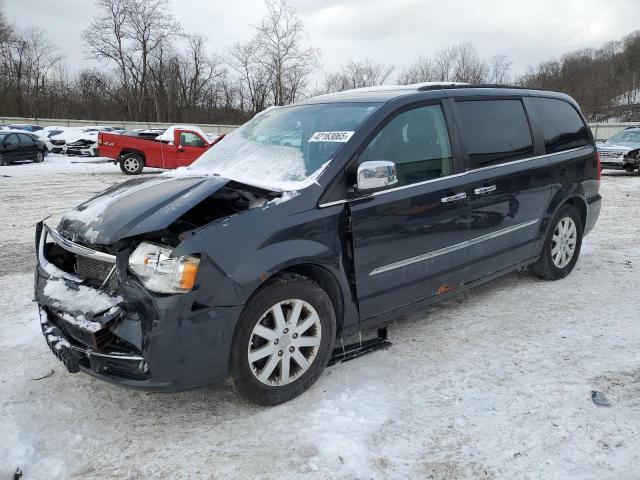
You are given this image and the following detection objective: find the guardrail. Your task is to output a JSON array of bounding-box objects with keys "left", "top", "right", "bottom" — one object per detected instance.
[
  {"left": 1, "top": 116, "right": 638, "bottom": 142},
  {"left": 0, "top": 116, "right": 238, "bottom": 134}
]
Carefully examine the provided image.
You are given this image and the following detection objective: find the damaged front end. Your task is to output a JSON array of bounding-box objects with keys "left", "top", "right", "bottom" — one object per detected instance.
[
  {"left": 35, "top": 222, "right": 151, "bottom": 381},
  {"left": 32, "top": 176, "right": 279, "bottom": 390}
]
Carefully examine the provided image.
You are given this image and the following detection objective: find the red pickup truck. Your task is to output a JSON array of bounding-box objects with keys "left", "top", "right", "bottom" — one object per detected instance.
[{"left": 98, "top": 126, "right": 223, "bottom": 175}]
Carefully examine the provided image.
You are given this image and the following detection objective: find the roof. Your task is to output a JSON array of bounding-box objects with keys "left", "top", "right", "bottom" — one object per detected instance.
[{"left": 303, "top": 82, "right": 544, "bottom": 105}]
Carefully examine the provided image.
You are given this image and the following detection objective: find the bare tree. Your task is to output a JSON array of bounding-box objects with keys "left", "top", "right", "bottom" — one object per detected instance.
[
  {"left": 82, "top": 0, "right": 180, "bottom": 119},
  {"left": 253, "top": 0, "right": 319, "bottom": 106},
  {"left": 398, "top": 56, "right": 435, "bottom": 84},
  {"left": 487, "top": 54, "right": 512, "bottom": 84},
  {"left": 321, "top": 60, "right": 394, "bottom": 93}
]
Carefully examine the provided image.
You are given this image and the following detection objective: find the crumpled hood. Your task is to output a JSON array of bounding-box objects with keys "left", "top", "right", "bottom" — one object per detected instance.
[
  {"left": 597, "top": 141, "right": 640, "bottom": 154},
  {"left": 58, "top": 175, "right": 230, "bottom": 245}
]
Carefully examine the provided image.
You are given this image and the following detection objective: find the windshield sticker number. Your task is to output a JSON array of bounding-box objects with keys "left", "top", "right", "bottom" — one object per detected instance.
[{"left": 309, "top": 131, "right": 355, "bottom": 143}]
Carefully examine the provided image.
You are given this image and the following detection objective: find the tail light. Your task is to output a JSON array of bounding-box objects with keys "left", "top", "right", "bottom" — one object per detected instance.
[
  {"left": 595, "top": 152, "right": 601, "bottom": 183},
  {"left": 97, "top": 133, "right": 103, "bottom": 146}
]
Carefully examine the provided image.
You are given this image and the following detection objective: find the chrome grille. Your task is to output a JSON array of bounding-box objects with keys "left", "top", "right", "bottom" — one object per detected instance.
[{"left": 598, "top": 150, "right": 623, "bottom": 161}]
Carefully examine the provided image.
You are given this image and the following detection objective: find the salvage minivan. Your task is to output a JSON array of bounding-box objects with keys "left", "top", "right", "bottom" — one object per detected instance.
[{"left": 35, "top": 83, "right": 602, "bottom": 405}]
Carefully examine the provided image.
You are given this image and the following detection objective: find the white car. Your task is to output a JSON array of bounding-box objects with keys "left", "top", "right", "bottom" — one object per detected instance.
[{"left": 50, "top": 126, "right": 119, "bottom": 156}]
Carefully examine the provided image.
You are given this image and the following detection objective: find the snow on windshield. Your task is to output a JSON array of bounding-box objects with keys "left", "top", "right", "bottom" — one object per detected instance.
[{"left": 187, "top": 102, "right": 381, "bottom": 190}]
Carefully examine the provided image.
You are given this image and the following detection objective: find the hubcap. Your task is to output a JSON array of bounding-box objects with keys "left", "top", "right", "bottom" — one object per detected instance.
[
  {"left": 551, "top": 216, "right": 577, "bottom": 268},
  {"left": 36, "top": 152, "right": 43, "bottom": 161},
  {"left": 247, "top": 299, "right": 322, "bottom": 386},
  {"left": 124, "top": 158, "right": 139, "bottom": 172}
]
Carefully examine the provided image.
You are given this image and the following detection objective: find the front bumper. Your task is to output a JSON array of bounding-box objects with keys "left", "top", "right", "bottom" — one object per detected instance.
[
  {"left": 63, "top": 146, "right": 96, "bottom": 157},
  {"left": 34, "top": 222, "right": 243, "bottom": 391}
]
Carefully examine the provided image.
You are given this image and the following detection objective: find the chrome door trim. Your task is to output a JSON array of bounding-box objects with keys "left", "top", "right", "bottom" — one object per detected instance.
[
  {"left": 467, "top": 219, "right": 539, "bottom": 246},
  {"left": 318, "top": 146, "right": 591, "bottom": 208},
  {"left": 369, "top": 219, "right": 539, "bottom": 276},
  {"left": 369, "top": 240, "right": 469, "bottom": 276}
]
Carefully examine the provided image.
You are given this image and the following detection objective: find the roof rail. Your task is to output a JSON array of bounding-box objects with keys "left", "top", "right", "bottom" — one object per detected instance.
[{"left": 417, "top": 83, "right": 528, "bottom": 91}]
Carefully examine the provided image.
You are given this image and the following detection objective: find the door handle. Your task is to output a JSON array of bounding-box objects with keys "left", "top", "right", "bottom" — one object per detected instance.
[
  {"left": 474, "top": 185, "right": 497, "bottom": 195},
  {"left": 441, "top": 192, "right": 467, "bottom": 203}
]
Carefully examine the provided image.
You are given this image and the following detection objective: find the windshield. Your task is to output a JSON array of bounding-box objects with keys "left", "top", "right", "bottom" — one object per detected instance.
[
  {"left": 189, "top": 102, "right": 382, "bottom": 190},
  {"left": 608, "top": 130, "right": 640, "bottom": 143}
]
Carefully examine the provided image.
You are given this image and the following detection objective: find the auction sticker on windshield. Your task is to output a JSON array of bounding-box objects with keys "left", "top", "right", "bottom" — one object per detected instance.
[{"left": 309, "top": 131, "right": 355, "bottom": 142}]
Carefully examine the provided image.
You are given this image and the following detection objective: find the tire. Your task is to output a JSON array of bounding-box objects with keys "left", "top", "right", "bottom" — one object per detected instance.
[
  {"left": 531, "top": 204, "right": 583, "bottom": 280},
  {"left": 230, "top": 273, "right": 336, "bottom": 405},
  {"left": 0, "top": 153, "right": 6, "bottom": 166},
  {"left": 33, "top": 150, "right": 44, "bottom": 163},
  {"left": 119, "top": 153, "right": 144, "bottom": 175}
]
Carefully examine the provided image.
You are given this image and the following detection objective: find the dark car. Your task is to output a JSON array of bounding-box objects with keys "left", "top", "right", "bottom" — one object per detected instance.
[
  {"left": 34, "top": 84, "right": 602, "bottom": 405},
  {"left": 0, "top": 131, "right": 47, "bottom": 165}
]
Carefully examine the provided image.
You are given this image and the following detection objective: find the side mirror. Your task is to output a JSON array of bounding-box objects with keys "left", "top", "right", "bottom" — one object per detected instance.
[{"left": 357, "top": 160, "right": 398, "bottom": 191}]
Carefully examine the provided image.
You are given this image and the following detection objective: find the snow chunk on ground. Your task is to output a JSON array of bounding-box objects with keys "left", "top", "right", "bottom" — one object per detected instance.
[{"left": 42, "top": 277, "right": 121, "bottom": 319}]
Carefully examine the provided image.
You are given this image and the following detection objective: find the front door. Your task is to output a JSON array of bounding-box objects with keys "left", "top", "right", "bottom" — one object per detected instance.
[
  {"left": 174, "top": 132, "right": 208, "bottom": 168},
  {"left": 2, "top": 134, "right": 21, "bottom": 160},
  {"left": 349, "top": 103, "right": 471, "bottom": 321}
]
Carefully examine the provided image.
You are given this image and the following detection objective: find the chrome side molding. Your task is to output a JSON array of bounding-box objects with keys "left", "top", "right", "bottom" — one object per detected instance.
[{"left": 369, "top": 219, "right": 539, "bottom": 276}]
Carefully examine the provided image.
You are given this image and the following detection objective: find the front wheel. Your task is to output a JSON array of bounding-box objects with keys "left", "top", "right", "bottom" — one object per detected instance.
[
  {"left": 119, "top": 153, "right": 144, "bottom": 175},
  {"left": 0, "top": 153, "right": 6, "bottom": 166},
  {"left": 230, "top": 273, "right": 336, "bottom": 405},
  {"left": 531, "top": 204, "right": 583, "bottom": 280}
]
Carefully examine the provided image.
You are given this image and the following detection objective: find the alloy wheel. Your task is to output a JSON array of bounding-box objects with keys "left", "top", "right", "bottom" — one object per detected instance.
[
  {"left": 123, "top": 157, "right": 140, "bottom": 173},
  {"left": 247, "top": 299, "right": 322, "bottom": 386},
  {"left": 551, "top": 216, "right": 577, "bottom": 268}
]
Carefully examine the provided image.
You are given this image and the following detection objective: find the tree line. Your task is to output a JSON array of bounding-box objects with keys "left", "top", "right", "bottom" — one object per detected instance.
[{"left": 0, "top": 0, "right": 639, "bottom": 124}]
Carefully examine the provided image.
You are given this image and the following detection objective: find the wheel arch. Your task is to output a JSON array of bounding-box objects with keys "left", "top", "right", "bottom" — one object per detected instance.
[
  {"left": 119, "top": 149, "right": 146, "bottom": 162},
  {"left": 282, "top": 264, "right": 346, "bottom": 338},
  {"left": 534, "top": 191, "right": 587, "bottom": 257}
]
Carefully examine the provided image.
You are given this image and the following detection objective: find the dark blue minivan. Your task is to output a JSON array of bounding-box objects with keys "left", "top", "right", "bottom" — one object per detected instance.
[{"left": 35, "top": 83, "right": 602, "bottom": 404}]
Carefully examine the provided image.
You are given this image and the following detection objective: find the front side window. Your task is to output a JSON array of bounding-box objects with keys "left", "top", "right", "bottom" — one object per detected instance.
[
  {"left": 531, "top": 97, "right": 590, "bottom": 153},
  {"left": 192, "top": 102, "right": 382, "bottom": 189},
  {"left": 457, "top": 99, "right": 533, "bottom": 168},
  {"left": 180, "top": 132, "right": 206, "bottom": 148},
  {"left": 359, "top": 104, "right": 453, "bottom": 186}
]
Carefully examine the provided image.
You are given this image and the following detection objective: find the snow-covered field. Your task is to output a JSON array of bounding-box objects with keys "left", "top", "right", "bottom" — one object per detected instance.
[{"left": 1, "top": 156, "right": 639, "bottom": 480}]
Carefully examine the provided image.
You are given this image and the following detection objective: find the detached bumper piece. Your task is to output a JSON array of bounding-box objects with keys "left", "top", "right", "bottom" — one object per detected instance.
[{"left": 40, "top": 307, "right": 149, "bottom": 379}]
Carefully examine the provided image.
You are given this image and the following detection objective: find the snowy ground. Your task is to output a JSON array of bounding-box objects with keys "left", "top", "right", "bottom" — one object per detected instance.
[{"left": 1, "top": 157, "right": 639, "bottom": 480}]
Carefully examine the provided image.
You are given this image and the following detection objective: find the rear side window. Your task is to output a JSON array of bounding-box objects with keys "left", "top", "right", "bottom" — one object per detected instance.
[
  {"left": 18, "top": 133, "right": 33, "bottom": 143},
  {"left": 530, "top": 97, "right": 590, "bottom": 153},
  {"left": 456, "top": 99, "right": 533, "bottom": 168},
  {"left": 4, "top": 134, "right": 18, "bottom": 145}
]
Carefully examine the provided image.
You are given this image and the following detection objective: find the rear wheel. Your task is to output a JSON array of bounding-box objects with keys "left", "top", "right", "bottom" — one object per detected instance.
[
  {"left": 531, "top": 204, "right": 583, "bottom": 280},
  {"left": 230, "top": 273, "right": 336, "bottom": 405},
  {"left": 119, "top": 153, "right": 144, "bottom": 175},
  {"left": 33, "top": 150, "right": 44, "bottom": 163},
  {"left": 0, "top": 153, "right": 6, "bottom": 166}
]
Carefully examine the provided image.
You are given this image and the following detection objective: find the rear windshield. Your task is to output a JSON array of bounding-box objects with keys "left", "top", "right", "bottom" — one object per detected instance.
[{"left": 191, "top": 102, "right": 382, "bottom": 190}]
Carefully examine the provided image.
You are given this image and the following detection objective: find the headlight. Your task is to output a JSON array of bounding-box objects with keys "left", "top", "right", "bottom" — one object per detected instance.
[{"left": 128, "top": 242, "right": 200, "bottom": 294}]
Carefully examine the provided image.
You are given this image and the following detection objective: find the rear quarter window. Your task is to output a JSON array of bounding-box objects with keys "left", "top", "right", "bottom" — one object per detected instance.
[
  {"left": 456, "top": 99, "right": 534, "bottom": 168},
  {"left": 529, "top": 97, "right": 591, "bottom": 154}
]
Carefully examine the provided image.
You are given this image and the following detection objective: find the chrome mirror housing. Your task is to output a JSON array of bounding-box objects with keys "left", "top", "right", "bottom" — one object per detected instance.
[{"left": 357, "top": 160, "right": 398, "bottom": 191}]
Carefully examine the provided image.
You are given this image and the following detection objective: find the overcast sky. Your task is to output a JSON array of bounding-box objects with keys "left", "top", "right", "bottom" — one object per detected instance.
[{"left": 4, "top": 0, "right": 640, "bottom": 81}]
